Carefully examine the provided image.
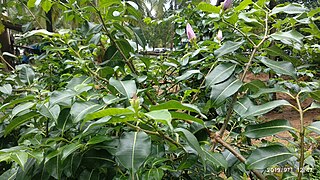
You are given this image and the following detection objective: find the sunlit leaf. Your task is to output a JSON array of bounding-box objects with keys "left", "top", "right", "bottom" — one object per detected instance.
[
  {"left": 245, "top": 120, "right": 294, "bottom": 138},
  {"left": 259, "top": 57, "right": 296, "bottom": 78},
  {"left": 0, "top": 84, "right": 12, "bottom": 95},
  {"left": 271, "top": 4, "right": 308, "bottom": 15},
  {"left": 307, "top": 121, "right": 320, "bottom": 134},
  {"left": 5, "top": 111, "right": 39, "bottom": 136},
  {"left": 205, "top": 63, "right": 236, "bottom": 87},
  {"left": 109, "top": 78, "right": 137, "bottom": 99},
  {"left": 214, "top": 40, "right": 245, "bottom": 57},
  {"left": 246, "top": 145, "right": 292, "bottom": 169},
  {"left": 210, "top": 78, "right": 242, "bottom": 106}
]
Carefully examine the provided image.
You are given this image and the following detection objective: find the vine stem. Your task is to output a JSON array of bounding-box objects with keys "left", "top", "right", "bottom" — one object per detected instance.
[
  {"left": 218, "top": 11, "right": 269, "bottom": 137},
  {"left": 0, "top": 55, "right": 14, "bottom": 70},
  {"left": 296, "top": 92, "right": 305, "bottom": 180}
]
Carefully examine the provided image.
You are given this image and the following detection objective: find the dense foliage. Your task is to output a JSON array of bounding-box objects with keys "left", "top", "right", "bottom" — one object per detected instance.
[{"left": 0, "top": 0, "right": 320, "bottom": 179}]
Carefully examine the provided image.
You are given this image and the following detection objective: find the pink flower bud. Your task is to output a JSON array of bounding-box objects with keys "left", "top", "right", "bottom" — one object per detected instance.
[
  {"left": 186, "top": 23, "right": 196, "bottom": 41},
  {"left": 223, "top": 0, "right": 232, "bottom": 10},
  {"left": 217, "top": 30, "right": 223, "bottom": 41}
]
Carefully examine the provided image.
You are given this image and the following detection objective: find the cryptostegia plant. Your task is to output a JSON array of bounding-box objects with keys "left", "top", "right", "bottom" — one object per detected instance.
[{"left": 0, "top": 0, "right": 319, "bottom": 179}]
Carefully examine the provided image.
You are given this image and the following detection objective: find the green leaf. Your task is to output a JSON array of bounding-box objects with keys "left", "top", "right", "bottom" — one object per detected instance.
[
  {"left": 0, "top": 84, "right": 12, "bottom": 95},
  {"left": 259, "top": 57, "right": 296, "bottom": 78},
  {"left": 82, "top": 117, "right": 111, "bottom": 133},
  {"left": 264, "top": 46, "right": 300, "bottom": 66},
  {"left": 150, "top": 100, "right": 206, "bottom": 118},
  {"left": 100, "top": 0, "right": 121, "bottom": 8},
  {"left": 84, "top": 108, "right": 134, "bottom": 122},
  {"left": 61, "top": 143, "right": 83, "bottom": 161},
  {"left": 176, "top": 70, "right": 201, "bottom": 82},
  {"left": 245, "top": 120, "right": 294, "bottom": 138},
  {"left": 87, "top": 135, "right": 112, "bottom": 145},
  {"left": 27, "top": 0, "right": 36, "bottom": 8},
  {"left": 246, "top": 145, "right": 292, "bottom": 169},
  {"left": 250, "top": 87, "right": 289, "bottom": 98},
  {"left": 214, "top": 40, "right": 245, "bottom": 57},
  {"left": 305, "top": 102, "right": 320, "bottom": 111},
  {"left": 271, "top": 4, "right": 308, "bottom": 15},
  {"left": 235, "top": 0, "right": 252, "bottom": 11},
  {"left": 12, "top": 102, "right": 35, "bottom": 117},
  {"left": 41, "top": 0, "right": 52, "bottom": 13},
  {"left": 70, "top": 102, "right": 102, "bottom": 123},
  {"left": 210, "top": 78, "right": 242, "bottom": 106},
  {"left": 243, "top": 100, "right": 291, "bottom": 117},
  {"left": 197, "top": 2, "right": 220, "bottom": 13},
  {"left": 39, "top": 103, "right": 60, "bottom": 121},
  {"left": 0, "top": 168, "right": 17, "bottom": 180},
  {"left": 307, "top": 121, "right": 320, "bottom": 134},
  {"left": 310, "top": 90, "right": 320, "bottom": 101},
  {"left": 49, "top": 90, "right": 76, "bottom": 107},
  {"left": 234, "top": 98, "right": 254, "bottom": 117},
  {"left": 175, "top": 128, "right": 205, "bottom": 167},
  {"left": 170, "top": 112, "right": 204, "bottom": 126},
  {"left": 205, "top": 63, "right": 237, "bottom": 87},
  {"left": 11, "top": 152, "right": 28, "bottom": 171},
  {"left": 243, "top": 80, "right": 266, "bottom": 94},
  {"left": 19, "top": 66, "right": 35, "bottom": 85},
  {"left": 203, "top": 149, "right": 228, "bottom": 169},
  {"left": 116, "top": 132, "right": 151, "bottom": 173},
  {"left": 270, "top": 30, "right": 304, "bottom": 46},
  {"left": 145, "top": 110, "right": 173, "bottom": 130},
  {"left": 5, "top": 111, "right": 39, "bottom": 135},
  {"left": 0, "top": 96, "right": 35, "bottom": 112},
  {"left": 109, "top": 78, "right": 137, "bottom": 99},
  {"left": 142, "top": 168, "right": 164, "bottom": 180}
]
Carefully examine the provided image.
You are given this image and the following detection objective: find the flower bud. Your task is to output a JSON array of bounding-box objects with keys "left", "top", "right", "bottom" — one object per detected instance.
[
  {"left": 217, "top": 30, "right": 223, "bottom": 41},
  {"left": 186, "top": 23, "right": 196, "bottom": 41},
  {"left": 223, "top": 0, "right": 232, "bottom": 10}
]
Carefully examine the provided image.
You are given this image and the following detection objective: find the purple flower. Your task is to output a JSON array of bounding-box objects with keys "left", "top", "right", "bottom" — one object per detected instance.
[
  {"left": 217, "top": 30, "right": 223, "bottom": 41},
  {"left": 186, "top": 23, "right": 196, "bottom": 41},
  {"left": 223, "top": 0, "right": 232, "bottom": 10}
]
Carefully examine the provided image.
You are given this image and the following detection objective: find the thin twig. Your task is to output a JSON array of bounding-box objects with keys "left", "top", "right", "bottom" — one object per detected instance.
[
  {"left": 215, "top": 135, "right": 265, "bottom": 180},
  {"left": 0, "top": 55, "right": 14, "bottom": 70},
  {"left": 19, "top": 0, "right": 44, "bottom": 29},
  {"left": 296, "top": 92, "right": 305, "bottom": 180}
]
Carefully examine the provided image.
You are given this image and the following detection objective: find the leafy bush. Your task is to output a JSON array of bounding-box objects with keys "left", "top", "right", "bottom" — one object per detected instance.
[{"left": 0, "top": 0, "right": 320, "bottom": 179}]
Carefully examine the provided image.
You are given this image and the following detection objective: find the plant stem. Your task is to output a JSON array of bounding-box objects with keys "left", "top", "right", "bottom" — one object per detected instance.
[
  {"left": 296, "top": 93, "right": 305, "bottom": 180},
  {"left": 215, "top": 135, "right": 265, "bottom": 180},
  {"left": 218, "top": 12, "right": 269, "bottom": 137}
]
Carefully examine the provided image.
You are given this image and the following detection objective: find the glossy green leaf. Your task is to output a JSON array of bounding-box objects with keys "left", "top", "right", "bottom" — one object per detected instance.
[
  {"left": 170, "top": 112, "right": 204, "bottom": 126},
  {"left": 271, "top": 4, "right": 307, "bottom": 15},
  {"left": 27, "top": 0, "right": 36, "bottom": 8},
  {"left": 246, "top": 145, "right": 292, "bottom": 169},
  {"left": 243, "top": 100, "right": 291, "bottom": 117},
  {"left": 49, "top": 90, "right": 76, "bottom": 107},
  {"left": 0, "top": 84, "right": 12, "bottom": 95},
  {"left": 305, "top": 102, "right": 320, "bottom": 111},
  {"left": 271, "top": 30, "right": 304, "bottom": 45},
  {"left": 61, "top": 143, "right": 83, "bottom": 161},
  {"left": 150, "top": 100, "right": 205, "bottom": 118},
  {"left": 210, "top": 78, "right": 242, "bottom": 105},
  {"left": 175, "top": 128, "right": 205, "bottom": 167},
  {"left": 245, "top": 120, "right": 294, "bottom": 138},
  {"left": 41, "top": 0, "right": 52, "bottom": 13},
  {"left": 264, "top": 46, "right": 300, "bottom": 66},
  {"left": 307, "top": 121, "right": 320, "bottom": 134},
  {"left": 87, "top": 135, "right": 112, "bottom": 145},
  {"left": 214, "top": 40, "right": 245, "bottom": 57},
  {"left": 5, "top": 111, "right": 39, "bottom": 136},
  {"left": 250, "top": 87, "right": 289, "bottom": 98},
  {"left": 205, "top": 63, "right": 236, "bottom": 87},
  {"left": 176, "top": 70, "right": 201, "bottom": 82},
  {"left": 0, "top": 168, "right": 17, "bottom": 180},
  {"left": 234, "top": 98, "right": 254, "bottom": 117},
  {"left": 82, "top": 116, "right": 111, "bottom": 133},
  {"left": 259, "top": 57, "right": 296, "bottom": 78},
  {"left": 70, "top": 102, "right": 102, "bottom": 123},
  {"left": 11, "top": 152, "right": 28, "bottom": 171},
  {"left": 310, "top": 90, "right": 320, "bottom": 101},
  {"left": 116, "top": 131, "right": 151, "bottom": 173},
  {"left": 0, "top": 96, "right": 35, "bottom": 112},
  {"left": 142, "top": 168, "right": 164, "bottom": 180},
  {"left": 12, "top": 102, "right": 35, "bottom": 117},
  {"left": 145, "top": 110, "right": 173, "bottom": 130},
  {"left": 203, "top": 149, "right": 228, "bottom": 169},
  {"left": 100, "top": 0, "right": 121, "bottom": 8},
  {"left": 39, "top": 103, "right": 60, "bottom": 121},
  {"left": 235, "top": 0, "right": 252, "bottom": 11},
  {"left": 109, "top": 78, "right": 137, "bottom": 99},
  {"left": 197, "top": 2, "right": 220, "bottom": 13},
  {"left": 19, "top": 66, "right": 35, "bottom": 85},
  {"left": 84, "top": 108, "right": 134, "bottom": 121}
]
